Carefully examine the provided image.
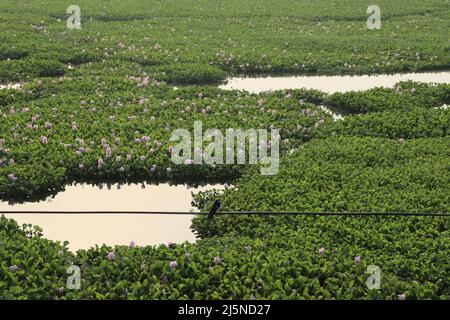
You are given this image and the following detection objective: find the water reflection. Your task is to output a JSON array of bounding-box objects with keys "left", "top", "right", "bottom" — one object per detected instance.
[
  {"left": 220, "top": 72, "right": 450, "bottom": 94},
  {"left": 318, "top": 105, "right": 344, "bottom": 121},
  {"left": 1, "top": 183, "right": 225, "bottom": 251}
]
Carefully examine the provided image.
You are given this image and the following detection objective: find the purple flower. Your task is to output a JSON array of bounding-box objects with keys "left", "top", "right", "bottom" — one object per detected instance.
[
  {"left": 7, "top": 174, "right": 17, "bottom": 182},
  {"left": 354, "top": 255, "right": 361, "bottom": 263},
  {"left": 140, "top": 155, "right": 146, "bottom": 161},
  {"left": 0, "top": 138, "right": 5, "bottom": 145},
  {"left": 318, "top": 247, "right": 325, "bottom": 255},
  {"left": 213, "top": 256, "right": 222, "bottom": 265},
  {"left": 169, "top": 260, "right": 177, "bottom": 269},
  {"left": 44, "top": 121, "right": 52, "bottom": 129},
  {"left": 40, "top": 136, "right": 48, "bottom": 144},
  {"left": 106, "top": 252, "right": 116, "bottom": 261},
  {"left": 97, "top": 158, "right": 105, "bottom": 168},
  {"left": 9, "top": 265, "right": 19, "bottom": 273},
  {"left": 105, "top": 146, "right": 112, "bottom": 158},
  {"left": 129, "top": 240, "right": 136, "bottom": 248},
  {"left": 397, "top": 293, "right": 406, "bottom": 300}
]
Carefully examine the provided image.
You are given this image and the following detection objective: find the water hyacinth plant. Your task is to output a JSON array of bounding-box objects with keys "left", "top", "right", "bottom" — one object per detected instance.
[{"left": 0, "top": 0, "right": 449, "bottom": 302}]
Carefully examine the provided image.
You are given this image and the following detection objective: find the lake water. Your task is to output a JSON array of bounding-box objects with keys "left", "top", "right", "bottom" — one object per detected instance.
[
  {"left": 4, "top": 72, "right": 449, "bottom": 94},
  {"left": 220, "top": 71, "right": 450, "bottom": 120},
  {"left": 1, "top": 183, "right": 224, "bottom": 251},
  {"left": 0, "top": 83, "right": 21, "bottom": 90},
  {"left": 219, "top": 71, "right": 450, "bottom": 94}
]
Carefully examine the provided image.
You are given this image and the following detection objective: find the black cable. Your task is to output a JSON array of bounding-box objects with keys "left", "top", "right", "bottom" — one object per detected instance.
[{"left": 1, "top": 211, "right": 449, "bottom": 216}]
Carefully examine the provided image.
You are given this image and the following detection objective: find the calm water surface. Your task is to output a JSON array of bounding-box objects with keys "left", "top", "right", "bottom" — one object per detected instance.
[
  {"left": 220, "top": 72, "right": 450, "bottom": 93},
  {"left": 1, "top": 183, "right": 224, "bottom": 251}
]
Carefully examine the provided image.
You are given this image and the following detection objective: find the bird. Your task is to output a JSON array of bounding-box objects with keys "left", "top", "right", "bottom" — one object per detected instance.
[{"left": 208, "top": 199, "right": 221, "bottom": 219}]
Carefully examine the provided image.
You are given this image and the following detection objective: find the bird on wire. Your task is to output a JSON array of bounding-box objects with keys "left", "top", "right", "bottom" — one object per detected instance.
[{"left": 208, "top": 199, "right": 221, "bottom": 219}]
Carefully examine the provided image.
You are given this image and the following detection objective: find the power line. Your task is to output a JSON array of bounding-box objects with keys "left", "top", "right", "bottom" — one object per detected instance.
[{"left": 1, "top": 211, "right": 449, "bottom": 217}]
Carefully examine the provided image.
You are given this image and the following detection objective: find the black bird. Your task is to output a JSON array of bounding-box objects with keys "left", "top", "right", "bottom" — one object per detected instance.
[{"left": 208, "top": 199, "right": 221, "bottom": 219}]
